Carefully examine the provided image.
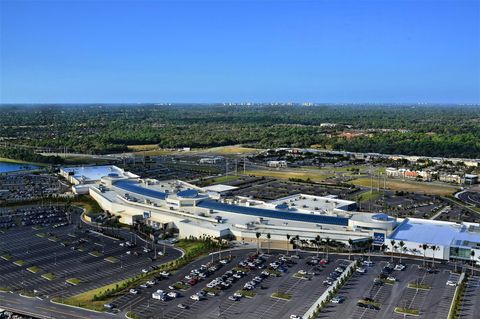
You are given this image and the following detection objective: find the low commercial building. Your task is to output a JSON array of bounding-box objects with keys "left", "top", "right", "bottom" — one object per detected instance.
[
  {"left": 60, "top": 165, "right": 138, "bottom": 185},
  {"left": 464, "top": 174, "right": 479, "bottom": 185},
  {"left": 267, "top": 160, "right": 287, "bottom": 168},
  {"left": 439, "top": 173, "right": 462, "bottom": 184},
  {"left": 199, "top": 156, "right": 224, "bottom": 164},
  {"left": 387, "top": 218, "right": 480, "bottom": 264}
]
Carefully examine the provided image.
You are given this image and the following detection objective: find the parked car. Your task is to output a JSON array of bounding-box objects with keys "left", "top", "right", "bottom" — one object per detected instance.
[{"left": 331, "top": 296, "right": 345, "bottom": 304}]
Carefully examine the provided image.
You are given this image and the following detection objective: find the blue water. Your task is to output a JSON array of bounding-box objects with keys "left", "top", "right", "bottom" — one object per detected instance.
[{"left": 0, "top": 161, "right": 38, "bottom": 173}]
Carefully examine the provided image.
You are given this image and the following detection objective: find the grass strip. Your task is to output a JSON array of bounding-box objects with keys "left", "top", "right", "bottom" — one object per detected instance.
[
  {"left": 271, "top": 292, "right": 292, "bottom": 300},
  {"left": 13, "top": 260, "right": 26, "bottom": 266},
  {"left": 42, "top": 273, "right": 56, "bottom": 281},
  {"left": 408, "top": 283, "right": 431, "bottom": 290},
  {"left": 27, "top": 266, "right": 41, "bottom": 273},
  {"left": 66, "top": 278, "right": 82, "bottom": 285},
  {"left": 394, "top": 307, "right": 420, "bottom": 316},
  {"left": 104, "top": 256, "right": 119, "bottom": 263}
]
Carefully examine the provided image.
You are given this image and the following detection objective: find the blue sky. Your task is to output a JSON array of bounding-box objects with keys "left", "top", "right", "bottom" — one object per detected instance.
[{"left": 1, "top": 0, "right": 479, "bottom": 104}]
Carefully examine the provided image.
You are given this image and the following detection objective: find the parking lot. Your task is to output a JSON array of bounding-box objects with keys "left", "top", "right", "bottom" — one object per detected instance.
[
  {"left": 0, "top": 173, "right": 67, "bottom": 204},
  {"left": 458, "top": 276, "right": 480, "bottom": 319},
  {"left": 0, "top": 212, "right": 180, "bottom": 300},
  {"left": 319, "top": 259, "right": 459, "bottom": 319},
  {"left": 125, "top": 251, "right": 352, "bottom": 319}
]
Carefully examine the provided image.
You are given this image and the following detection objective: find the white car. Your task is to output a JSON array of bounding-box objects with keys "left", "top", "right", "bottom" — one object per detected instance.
[
  {"left": 167, "top": 291, "right": 178, "bottom": 298},
  {"left": 157, "top": 251, "right": 164, "bottom": 256},
  {"left": 387, "top": 276, "right": 397, "bottom": 282},
  {"left": 363, "top": 260, "right": 374, "bottom": 266},
  {"left": 141, "top": 269, "right": 148, "bottom": 274},
  {"left": 394, "top": 264, "right": 406, "bottom": 271},
  {"left": 190, "top": 294, "right": 200, "bottom": 301},
  {"left": 356, "top": 267, "right": 367, "bottom": 273},
  {"left": 152, "top": 290, "right": 165, "bottom": 300},
  {"left": 290, "top": 315, "right": 303, "bottom": 319},
  {"left": 160, "top": 271, "right": 170, "bottom": 277},
  {"left": 298, "top": 270, "right": 307, "bottom": 275},
  {"left": 331, "top": 296, "right": 345, "bottom": 304},
  {"left": 129, "top": 289, "right": 139, "bottom": 294},
  {"left": 446, "top": 280, "right": 457, "bottom": 286}
]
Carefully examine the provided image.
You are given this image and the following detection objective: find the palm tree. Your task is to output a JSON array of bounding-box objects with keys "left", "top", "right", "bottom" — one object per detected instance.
[
  {"left": 390, "top": 240, "right": 396, "bottom": 262},
  {"left": 453, "top": 247, "right": 460, "bottom": 273},
  {"left": 286, "top": 234, "right": 291, "bottom": 256},
  {"left": 295, "top": 235, "right": 300, "bottom": 256},
  {"left": 348, "top": 238, "right": 353, "bottom": 260},
  {"left": 267, "top": 233, "right": 271, "bottom": 254},
  {"left": 422, "top": 244, "right": 428, "bottom": 268},
  {"left": 381, "top": 244, "right": 387, "bottom": 256},
  {"left": 399, "top": 241, "right": 405, "bottom": 264},
  {"left": 430, "top": 245, "right": 437, "bottom": 268},
  {"left": 315, "top": 235, "right": 321, "bottom": 258},
  {"left": 325, "top": 237, "right": 331, "bottom": 260},
  {"left": 255, "top": 232, "right": 261, "bottom": 254},
  {"left": 367, "top": 238, "right": 374, "bottom": 262},
  {"left": 471, "top": 250, "right": 476, "bottom": 276}
]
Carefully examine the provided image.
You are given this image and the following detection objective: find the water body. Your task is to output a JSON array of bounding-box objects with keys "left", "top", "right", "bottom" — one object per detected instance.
[{"left": 0, "top": 161, "right": 39, "bottom": 173}]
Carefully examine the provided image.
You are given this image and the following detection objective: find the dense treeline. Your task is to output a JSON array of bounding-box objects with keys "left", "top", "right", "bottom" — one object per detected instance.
[
  {"left": 0, "top": 148, "right": 64, "bottom": 164},
  {"left": 0, "top": 104, "right": 479, "bottom": 158}
]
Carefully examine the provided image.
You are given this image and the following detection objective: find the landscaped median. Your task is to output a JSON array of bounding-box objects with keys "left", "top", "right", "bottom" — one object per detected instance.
[
  {"left": 237, "top": 289, "right": 256, "bottom": 298},
  {"left": 271, "top": 292, "right": 292, "bottom": 300},
  {"left": 293, "top": 271, "right": 309, "bottom": 279},
  {"left": 48, "top": 235, "right": 59, "bottom": 242},
  {"left": 104, "top": 256, "right": 118, "bottom": 263},
  {"left": 56, "top": 238, "right": 227, "bottom": 312},
  {"left": 35, "top": 232, "right": 47, "bottom": 238},
  {"left": 42, "top": 272, "right": 56, "bottom": 281},
  {"left": 408, "top": 282, "right": 431, "bottom": 291},
  {"left": 1, "top": 254, "right": 13, "bottom": 261},
  {"left": 89, "top": 250, "right": 103, "bottom": 257},
  {"left": 448, "top": 272, "right": 467, "bottom": 319},
  {"left": 304, "top": 259, "right": 359, "bottom": 319},
  {"left": 13, "top": 260, "right": 27, "bottom": 266},
  {"left": 27, "top": 265, "right": 41, "bottom": 273},
  {"left": 0, "top": 287, "right": 12, "bottom": 292},
  {"left": 394, "top": 307, "right": 420, "bottom": 316},
  {"left": 66, "top": 278, "right": 82, "bottom": 286}
]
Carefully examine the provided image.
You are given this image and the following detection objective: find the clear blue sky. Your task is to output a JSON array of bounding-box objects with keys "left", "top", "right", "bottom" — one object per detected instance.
[{"left": 1, "top": 0, "right": 479, "bottom": 104}]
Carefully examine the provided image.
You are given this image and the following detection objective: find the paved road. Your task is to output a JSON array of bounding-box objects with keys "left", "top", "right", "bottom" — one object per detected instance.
[{"left": 0, "top": 292, "right": 113, "bottom": 319}]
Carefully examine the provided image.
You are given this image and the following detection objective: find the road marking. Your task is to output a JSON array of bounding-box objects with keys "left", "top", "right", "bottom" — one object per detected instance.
[{"left": 36, "top": 306, "right": 92, "bottom": 319}]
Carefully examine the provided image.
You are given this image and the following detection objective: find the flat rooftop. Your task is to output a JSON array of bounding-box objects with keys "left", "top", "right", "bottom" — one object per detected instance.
[
  {"left": 197, "top": 199, "right": 350, "bottom": 226},
  {"left": 115, "top": 180, "right": 167, "bottom": 200},
  {"left": 389, "top": 218, "right": 480, "bottom": 247},
  {"left": 62, "top": 165, "right": 137, "bottom": 183}
]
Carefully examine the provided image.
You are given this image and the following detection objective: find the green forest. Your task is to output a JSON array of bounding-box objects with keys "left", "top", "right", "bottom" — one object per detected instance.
[{"left": 0, "top": 104, "right": 479, "bottom": 159}]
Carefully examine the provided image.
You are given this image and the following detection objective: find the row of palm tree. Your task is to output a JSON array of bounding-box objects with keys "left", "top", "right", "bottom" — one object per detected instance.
[
  {"left": 254, "top": 232, "right": 376, "bottom": 260},
  {"left": 254, "top": 232, "right": 479, "bottom": 275}
]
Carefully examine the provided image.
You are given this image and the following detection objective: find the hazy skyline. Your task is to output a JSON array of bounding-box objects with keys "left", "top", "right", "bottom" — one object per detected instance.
[{"left": 1, "top": 0, "right": 479, "bottom": 104}]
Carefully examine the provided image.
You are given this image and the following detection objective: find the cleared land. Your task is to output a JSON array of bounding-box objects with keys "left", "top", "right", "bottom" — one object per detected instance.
[
  {"left": 245, "top": 169, "right": 333, "bottom": 182},
  {"left": 348, "top": 177, "right": 458, "bottom": 196}
]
